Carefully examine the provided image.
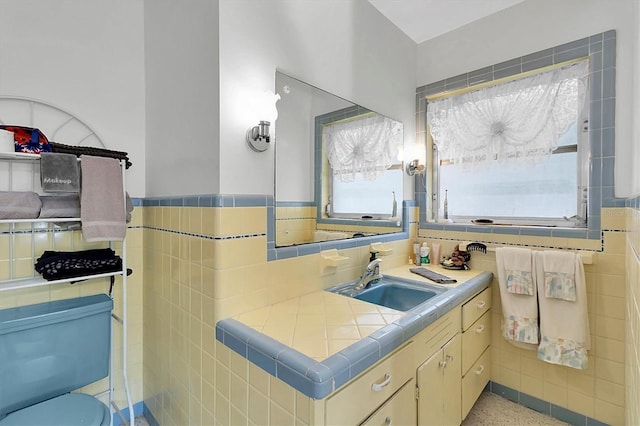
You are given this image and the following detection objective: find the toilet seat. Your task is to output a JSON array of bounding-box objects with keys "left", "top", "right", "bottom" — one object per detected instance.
[{"left": 0, "top": 393, "right": 110, "bottom": 426}]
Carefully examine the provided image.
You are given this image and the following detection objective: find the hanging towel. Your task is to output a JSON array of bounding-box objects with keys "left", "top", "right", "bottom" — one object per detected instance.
[
  {"left": 495, "top": 247, "right": 538, "bottom": 348},
  {"left": 535, "top": 250, "right": 590, "bottom": 369},
  {"left": 540, "top": 250, "right": 577, "bottom": 301},
  {"left": 125, "top": 192, "right": 134, "bottom": 223},
  {"left": 40, "top": 152, "right": 80, "bottom": 192},
  {"left": 80, "top": 155, "right": 126, "bottom": 242}
]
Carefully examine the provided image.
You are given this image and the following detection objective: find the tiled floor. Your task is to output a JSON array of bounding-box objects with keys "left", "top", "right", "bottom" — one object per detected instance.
[{"left": 463, "top": 392, "right": 569, "bottom": 425}]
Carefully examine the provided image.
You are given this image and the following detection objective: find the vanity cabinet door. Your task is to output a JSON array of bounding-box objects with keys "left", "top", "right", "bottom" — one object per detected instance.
[{"left": 416, "top": 334, "right": 461, "bottom": 426}]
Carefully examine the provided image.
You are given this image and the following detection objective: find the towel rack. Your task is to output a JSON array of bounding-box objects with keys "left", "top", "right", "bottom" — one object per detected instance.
[{"left": 487, "top": 246, "right": 595, "bottom": 265}]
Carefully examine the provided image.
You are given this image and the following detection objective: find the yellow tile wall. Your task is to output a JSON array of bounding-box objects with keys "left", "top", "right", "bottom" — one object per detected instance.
[
  {"left": 142, "top": 204, "right": 414, "bottom": 425},
  {"left": 627, "top": 204, "right": 640, "bottom": 426},
  {"left": 275, "top": 206, "right": 315, "bottom": 246},
  {"left": 419, "top": 207, "right": 629, "bottom": 425},
  {"left": 140, "top": 202, "right": 636, "bottom": 425},
  {"left": 0, "top": 209, "right": 144, "bottom": 415}
]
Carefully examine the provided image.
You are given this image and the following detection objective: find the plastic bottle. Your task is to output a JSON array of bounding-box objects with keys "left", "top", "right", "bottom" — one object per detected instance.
[
  {"left": 391, "top": 191, "right": 397, "bottom": 218},
  {"left": 443, "top": 189, "right": 449, "bottom": 220},
  {"left": 420, "top": 242, "right": 430, "bottom": 265}
]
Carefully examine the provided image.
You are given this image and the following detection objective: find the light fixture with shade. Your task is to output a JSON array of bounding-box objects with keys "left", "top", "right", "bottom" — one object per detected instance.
[{"left": 246, "top": 91, "right": 281, "bottom": 152}]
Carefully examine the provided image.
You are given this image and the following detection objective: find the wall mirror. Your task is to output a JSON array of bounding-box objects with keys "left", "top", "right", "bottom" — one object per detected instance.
[{"left": 274, "top": 71, "right": 404, "bottom": 247}]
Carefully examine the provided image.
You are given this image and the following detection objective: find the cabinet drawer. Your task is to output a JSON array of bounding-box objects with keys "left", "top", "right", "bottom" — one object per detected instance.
[
  {"left": 462, "top": 287, "right": 491, "bottom": 331},
  {"left": 461, "top": 310, "right": 491, "bottom": 375},
  {"left": 461, "top": 347, "right": 491, "bottom": 420},
  {"left": 413, "top": 307, "right": 460, "bottom": 366},
  {"left": 326, "top": 342, "right": 414, "bottom": 425},
  {"left": 360, "top": 379, "right": 416, "bottom": 426}
]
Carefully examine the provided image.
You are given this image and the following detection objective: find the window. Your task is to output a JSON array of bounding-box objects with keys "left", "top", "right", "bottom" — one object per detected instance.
[
  {"left": 318, "top": 112, "right": 404, "bottom": 221},
  {"left": 329, "top": 166, "right": 403, "bottom": 219},
  {"left": 427, "top": 59, "right": 589, "bottom": 227}
]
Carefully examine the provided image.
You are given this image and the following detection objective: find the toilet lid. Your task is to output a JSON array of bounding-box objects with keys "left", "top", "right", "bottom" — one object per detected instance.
[{"left": 0, "top": 393, "right": 110, "bottom": 426}]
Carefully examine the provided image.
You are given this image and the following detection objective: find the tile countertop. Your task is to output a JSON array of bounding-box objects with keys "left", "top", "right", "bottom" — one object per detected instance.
[{"left": 215, "top": 264, "right": 493, "bottom": 399}]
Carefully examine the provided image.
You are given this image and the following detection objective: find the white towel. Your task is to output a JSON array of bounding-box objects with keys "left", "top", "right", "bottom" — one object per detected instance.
[
  {"left": 540, "top": 250, "right": 577, "bottom": 301},
  {"left": 495, "top": 247, "right": 539, "bottom": 348},
  {"left": 535, "top": 251, "right": 590, "bottom": 369}
]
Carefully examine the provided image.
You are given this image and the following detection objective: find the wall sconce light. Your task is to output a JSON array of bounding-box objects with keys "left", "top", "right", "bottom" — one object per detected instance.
[
  {"left": 246, "top": 120, "right": 271, "bottom": 152},
  {"left": 405, "top": 159, "right": 425, "bottom": 176}
]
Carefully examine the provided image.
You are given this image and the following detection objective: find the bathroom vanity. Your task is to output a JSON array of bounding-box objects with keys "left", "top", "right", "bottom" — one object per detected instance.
[{"left": 216, "top": 265, "right": 492, "bottom": 425}]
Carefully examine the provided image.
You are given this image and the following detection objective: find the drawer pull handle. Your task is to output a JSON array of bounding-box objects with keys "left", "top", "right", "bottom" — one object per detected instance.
[
  {"left": 385, "top": 417, "right": 393, "bottom": 426},
  {"left": 477, "top": 301, "right": 487, "bottom": 309},
  {"left": 371, "top": 373, "right": 391, "bottom": 392},
  {"left": 439, "top": 360, "right": 447, "bottom": 368},
  {"left": 446, "top": 354, "right": 454, "bottom": 362},
  {"left": 475, "top": 325, "right": 485, "bottom": 334},
  {"left": 475, "top": 365, "right": 485, "bottom": 375}
]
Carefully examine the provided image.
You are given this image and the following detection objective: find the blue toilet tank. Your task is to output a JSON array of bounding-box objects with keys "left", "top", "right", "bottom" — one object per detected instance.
[{"left": 0, "top": 294, "right": 113, "bottom": 420}]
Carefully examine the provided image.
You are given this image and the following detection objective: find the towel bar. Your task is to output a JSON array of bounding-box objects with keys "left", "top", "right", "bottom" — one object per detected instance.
[{"left": 486, "top": 247, "right": 595, "bottom": 265}]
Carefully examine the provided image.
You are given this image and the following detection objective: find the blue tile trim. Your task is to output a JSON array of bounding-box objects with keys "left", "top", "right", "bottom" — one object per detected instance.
[
  {"left": 416, "top": 30, "right": 619, "bottom": 243},
  {"left": 142, "top": 194, "right": 411, "bottom": 262},
  {"left": 489, "top": 381, "right": 610, "bottom": 426},
  {"left": 519, "top": 393, "right": 551, "bottom": 415},
  {"left": 551, "top": 404, "right": 589, "bottom": 425},
  {"left": 216, "top": 272, "right": 492, "bottom": 398},
  {"left": 112, "top": 401, "right": 145, "bottom": 426},
  {"left": 276, "top": 201, "right": 315, "bottom": 207},
  {"left": 141, "top": 194, "right": 271, "bottom": 208},
  {"left": 491, "top": 382, "right": 519, "bottom": 403},
  {"left": 143, "top": 402, "right": 160, "bottom": 426}
]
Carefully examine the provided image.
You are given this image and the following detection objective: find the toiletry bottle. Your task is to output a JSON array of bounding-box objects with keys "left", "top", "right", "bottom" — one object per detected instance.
[
  {"left": 443, "top": 189, "right": 449, "bottom": 220},
  {"left": 420, "top": 242, "right": 430, "bottom": 265},
  {"left": 413, "top": 242, "right": 421, "bottom": 265},
  {"left": 391, "top": 191, "right": 397, "bottom": 218}
]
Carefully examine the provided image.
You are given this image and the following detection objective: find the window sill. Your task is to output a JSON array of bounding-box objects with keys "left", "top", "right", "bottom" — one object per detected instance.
[{"left": 421, "top": 220, "right": 596, "bottom": 240}]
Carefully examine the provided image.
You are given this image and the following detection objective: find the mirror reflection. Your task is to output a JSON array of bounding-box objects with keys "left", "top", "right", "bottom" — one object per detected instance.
[{"left": 274, "top": 71, "right": 404, "bottom": 247}]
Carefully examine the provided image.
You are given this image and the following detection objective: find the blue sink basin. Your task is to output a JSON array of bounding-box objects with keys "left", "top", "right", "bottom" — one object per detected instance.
[{"left": 327, "top": 276, "right": 447, "bottom": 311}]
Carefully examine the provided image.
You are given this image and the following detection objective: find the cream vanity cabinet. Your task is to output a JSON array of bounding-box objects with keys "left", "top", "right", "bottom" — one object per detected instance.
[
  {"left": 415, "top": 308, "right": 462, "bottom": 425},
  {"left": 415, "top": 287, "right": 492, "bottom": 425},
  {"left": 324, "top": 341, "right": 416, "bottom": 425},
  {"left": 460, "top": 287, "right": 492, "bottom": 420}
]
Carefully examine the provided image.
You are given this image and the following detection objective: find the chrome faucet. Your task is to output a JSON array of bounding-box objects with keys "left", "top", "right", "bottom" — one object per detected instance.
[{"left": 354, "top": 258, "right": 383, "bottom": 290}]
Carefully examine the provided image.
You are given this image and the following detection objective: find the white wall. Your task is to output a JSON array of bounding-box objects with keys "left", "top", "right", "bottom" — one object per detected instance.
[
  {"left": 144, "top": 0, "right": 219, "bottom": 197},
  {"left": 219, "top": 0, "right": 416, "bottom": 197},
  {"left": 0, "top": 0, "right": 146, "bottom": 196},
  {"left": 633, "top": 1, "right": 640, "bottom": 197},
  {"left": 416, "top": 0, "right": 638, "bottom": 198}
]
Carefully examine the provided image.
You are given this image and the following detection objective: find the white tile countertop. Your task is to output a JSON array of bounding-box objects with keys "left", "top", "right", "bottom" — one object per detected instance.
[{"left": 215, "top": 264, "right": 493, "bottom": 399}]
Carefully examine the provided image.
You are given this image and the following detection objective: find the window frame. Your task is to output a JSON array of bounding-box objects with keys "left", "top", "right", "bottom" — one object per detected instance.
[
  {"left": 314, "top": 109, "right": 404, "bottom": 229},
  {"left": 427, "top": 58, "right": 590, "bottom": 228}
]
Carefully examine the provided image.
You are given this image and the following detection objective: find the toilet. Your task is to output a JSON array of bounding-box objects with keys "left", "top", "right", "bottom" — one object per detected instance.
[{"left": 0, "top": 294, "right": 113, "bottom": 426}]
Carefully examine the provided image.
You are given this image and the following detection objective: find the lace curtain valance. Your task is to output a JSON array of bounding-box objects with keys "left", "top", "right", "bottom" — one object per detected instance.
[
  {"left": 323, "top": 113, "right": 403, "bottom": 182},
  {"left": 427, "top": 60, "right": 589, "bottom": 167}
]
